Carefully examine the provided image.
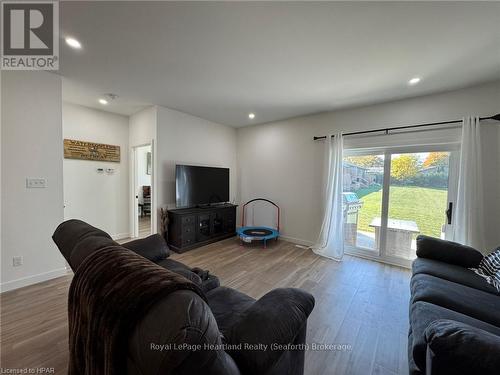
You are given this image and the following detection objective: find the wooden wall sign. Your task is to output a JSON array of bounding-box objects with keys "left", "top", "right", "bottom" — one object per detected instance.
[{"left": 64, "top": 139, "right": 120, "bottom": 162}]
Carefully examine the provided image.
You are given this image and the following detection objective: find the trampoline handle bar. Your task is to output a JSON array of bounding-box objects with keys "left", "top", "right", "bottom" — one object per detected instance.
[{"left": 241, "top": 198, "right": 280, "bottom": 232}]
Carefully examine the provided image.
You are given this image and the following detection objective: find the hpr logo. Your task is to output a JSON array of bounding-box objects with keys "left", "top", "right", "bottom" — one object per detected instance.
[{"left": 1, "top": 1, "right": 59, "bottom": 70}]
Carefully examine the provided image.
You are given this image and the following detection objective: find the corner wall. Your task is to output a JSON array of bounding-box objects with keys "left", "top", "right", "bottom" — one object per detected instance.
[{"left": 1, "top": 71, "right": 67, "bottom": 292}]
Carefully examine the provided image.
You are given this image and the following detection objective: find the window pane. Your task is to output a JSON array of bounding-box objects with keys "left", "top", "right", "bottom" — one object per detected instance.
[
  {"left": 342, "top": 154, "right": 385, "bottom": 254},
  {"left": 387, "top": 152, "right": 450, "bottom": 260}
]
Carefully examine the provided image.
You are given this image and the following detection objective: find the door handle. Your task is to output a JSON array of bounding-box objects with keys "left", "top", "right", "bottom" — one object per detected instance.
[{"left": 445, "top": 202, "right": 453, "bottom": 225}]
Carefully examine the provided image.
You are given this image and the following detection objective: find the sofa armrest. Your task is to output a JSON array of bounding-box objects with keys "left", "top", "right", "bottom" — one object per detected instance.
[
  {"left": 425, "top": 319, "right": 500, "bottom": 375},
  {"left": 416, "top": 235, "right": 483, "bottom": 268},
  {"left": 226, "top": 288, "right": 315, "bottom": 374}
]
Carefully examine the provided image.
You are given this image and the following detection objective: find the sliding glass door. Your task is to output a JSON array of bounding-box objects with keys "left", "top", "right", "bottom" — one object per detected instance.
[
  {"left": 342, "top": 145, "right": 458, "bottom": 267},
  {"left": 343, "top": 154, "right": 385, "bottom": 256}
]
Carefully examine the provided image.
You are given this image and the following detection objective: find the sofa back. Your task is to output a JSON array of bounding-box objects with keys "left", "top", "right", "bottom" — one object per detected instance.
[
  {"left": 53, "top": 219, "right": 115, "bottom": 271},
  {"left": 53, "top": 219, "right": 170, "bottom": 271}
]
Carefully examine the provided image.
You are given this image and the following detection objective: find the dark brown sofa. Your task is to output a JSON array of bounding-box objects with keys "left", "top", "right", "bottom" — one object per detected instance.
[{"left": 53, "top": 219, "right": 315, "bottom": 375}]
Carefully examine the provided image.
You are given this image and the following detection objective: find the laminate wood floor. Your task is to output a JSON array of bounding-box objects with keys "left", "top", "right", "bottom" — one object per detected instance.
[
  {"left": 138, "top": 215, "right": 151, "bottom": 239},
  {"left": 0, "top": 238, "right": 411, "bottom": 375}
]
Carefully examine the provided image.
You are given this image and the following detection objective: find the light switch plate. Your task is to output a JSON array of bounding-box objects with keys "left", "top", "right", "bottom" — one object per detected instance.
[{"left": 26, "top": 178, "right": 47, "bottom": 188}]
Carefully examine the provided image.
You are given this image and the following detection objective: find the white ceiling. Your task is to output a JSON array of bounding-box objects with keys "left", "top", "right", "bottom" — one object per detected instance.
[
  {"left": 63, "top": 78, "right": 150, "bottom": 116},
  {"left": 59, "top": 1, "right": 500, "bottom": 126}
]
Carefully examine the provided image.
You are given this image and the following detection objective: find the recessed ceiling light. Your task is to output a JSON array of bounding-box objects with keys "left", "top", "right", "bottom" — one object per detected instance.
[
  {"left": 65, "top": 37, "right": 82, "bottom": 49},
  {"left": 248, "top": 113, "right": 255, "bottom": 119},
  {"left": 98, "top": 98, "right": 108, "bottom": 105},
  {"left": 408, "top": 77, "right": 421, "bottom": 86}
]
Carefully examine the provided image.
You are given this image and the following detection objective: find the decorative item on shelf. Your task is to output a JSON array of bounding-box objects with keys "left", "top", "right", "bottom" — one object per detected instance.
[
  {"left": 159, "top": 207, "right": 169, "bottom": 241},
  {"left": 64, "top": 139, "right": 120, "bottom": 162}
]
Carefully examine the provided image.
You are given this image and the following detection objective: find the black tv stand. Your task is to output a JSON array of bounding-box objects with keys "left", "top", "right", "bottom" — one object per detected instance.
[{"left": 167, "top": 204, "right": 237, "bottom": 253}]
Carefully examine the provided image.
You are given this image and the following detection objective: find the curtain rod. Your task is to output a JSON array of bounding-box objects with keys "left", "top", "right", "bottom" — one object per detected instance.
[{"left": 313, "top": 113, "right": 500, "bottom": 141}]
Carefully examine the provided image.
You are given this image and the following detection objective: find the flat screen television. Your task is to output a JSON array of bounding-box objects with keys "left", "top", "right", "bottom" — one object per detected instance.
[{"left": 176, "top": 165, "right": 229, "bottom": 208}]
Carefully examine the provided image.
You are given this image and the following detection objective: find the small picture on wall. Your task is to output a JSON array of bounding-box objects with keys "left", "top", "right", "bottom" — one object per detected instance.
[{"left": 146, "top": 152, "right": 152, "bottom": 175}]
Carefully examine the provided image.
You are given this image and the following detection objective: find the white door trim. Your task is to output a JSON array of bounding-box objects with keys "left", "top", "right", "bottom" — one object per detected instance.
[{"left": 130, "top": 143, "right": 154, "bottom": 239}]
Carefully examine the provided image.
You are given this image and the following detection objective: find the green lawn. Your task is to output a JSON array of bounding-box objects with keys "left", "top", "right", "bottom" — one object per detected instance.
[{"left": 357, "top": 186, "right": 447, "bottom": 238}]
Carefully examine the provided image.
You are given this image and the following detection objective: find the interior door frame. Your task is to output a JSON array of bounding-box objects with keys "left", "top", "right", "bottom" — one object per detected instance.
[
  {"left": 130, "top": 142, "right": 154, "bottom": 239},
  {"left": 344, "top": 143, "right": 460, "bottom": 268}
]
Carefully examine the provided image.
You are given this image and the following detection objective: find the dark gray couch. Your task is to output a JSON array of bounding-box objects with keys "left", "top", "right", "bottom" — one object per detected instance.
[
  {"left": 53, "top": 219, "right": 315, "bottom": 375},
  {"left": 409, "top": 235, "right": 500, "bottom": 375}
]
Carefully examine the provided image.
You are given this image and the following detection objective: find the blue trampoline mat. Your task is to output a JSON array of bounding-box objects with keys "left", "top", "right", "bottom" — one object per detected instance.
[{"left": 237, "top": 226, "right": 279, "bottom": 241}]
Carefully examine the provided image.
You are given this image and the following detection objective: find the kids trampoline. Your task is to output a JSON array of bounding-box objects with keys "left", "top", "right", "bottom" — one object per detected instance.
[{"left": 237, "top": 198, "right": 280, "bottom": 248}]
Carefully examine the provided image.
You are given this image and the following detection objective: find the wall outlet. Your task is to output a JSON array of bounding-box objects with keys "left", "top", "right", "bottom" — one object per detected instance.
[
  {"left": 26, "top": 178, "right": 47, "bottom": 188},
  {"left": 13, "top": 256, "right": 23, "bottom": 267}
]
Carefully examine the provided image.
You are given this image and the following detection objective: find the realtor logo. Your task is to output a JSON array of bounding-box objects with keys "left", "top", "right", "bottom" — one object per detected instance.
[{"left": 1, "top": 1, "right": 59, "bottom": 70}]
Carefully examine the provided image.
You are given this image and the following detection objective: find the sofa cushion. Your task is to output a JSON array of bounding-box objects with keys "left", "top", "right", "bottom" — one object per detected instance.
[
  {"left": 425, "top": 319, "right": 500, "bottom": 375},
  {"left": 416, "top": 235, "right": 483, "bottom": 268},
  {"left": 122, "top": 234, "right": 169, "bottom": 262},
  {"left": 409, "top": 301, "right": 500, "bottom": 372},
  {"left": 412, "top": 258, "right": 499, "bottom": 295},
  {"left": 411, "top": 273, "right": 500, "bottom": 326},
  {"left": 206, "top": 287, "right": 255, "bottom": 336}
]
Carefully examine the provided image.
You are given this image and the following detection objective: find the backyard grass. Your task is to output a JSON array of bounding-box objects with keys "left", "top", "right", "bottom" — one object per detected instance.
[{"left": 357, "top": 186, "right": 447, "bottom": 238}]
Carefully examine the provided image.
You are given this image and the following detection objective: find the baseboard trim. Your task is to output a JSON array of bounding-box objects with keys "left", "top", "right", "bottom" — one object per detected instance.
[
  {"left": 0, "top": 267, "right": 69, "bottom": 293},
  {"left": 111, "top": 232, "right": 131, "bottom": 241},
  {"left": 344, "top": 250, "right": 411, "bottom": 269},
  {"left": 279, "top": 235, "right": 314, "bottom": 247}
]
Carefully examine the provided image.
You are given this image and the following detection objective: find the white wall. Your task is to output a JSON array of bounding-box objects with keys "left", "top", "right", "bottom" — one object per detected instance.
[
  {"left": 129, "top": 106, "right": 156, "bottom": 148},
  {"left": 156, "top": 106, "right": 238, "bottom": 213},
  {"left": 62, "top": 103, "right": 130, "bottom": 239},
  {"left": 237, "top": 80, "right": 500, "bottom": 249},
  {"left": 1, "top": 71, "right": 67, "bottom": 292}
]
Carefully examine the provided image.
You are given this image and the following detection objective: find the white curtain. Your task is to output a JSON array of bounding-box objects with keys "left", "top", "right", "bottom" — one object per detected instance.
[
  {"left": 453, "top": 116, "right": 485, "bottom": 251},
  {"left": 312, "top": 133, "right": 344, "bottom": 260}
]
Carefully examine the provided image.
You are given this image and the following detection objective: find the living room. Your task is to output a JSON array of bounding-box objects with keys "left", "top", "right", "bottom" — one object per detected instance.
[{"left": 1, "top": 2, "right": 500, "bottom": 375}]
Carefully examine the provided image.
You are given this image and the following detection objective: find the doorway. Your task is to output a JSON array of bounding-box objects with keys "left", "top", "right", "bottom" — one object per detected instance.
[
  {"left": 343, "top": 144, "right": 459, "bottom": 267},
  {"left": 132, "top": 144, "right": 152, "bottom": 239}
]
